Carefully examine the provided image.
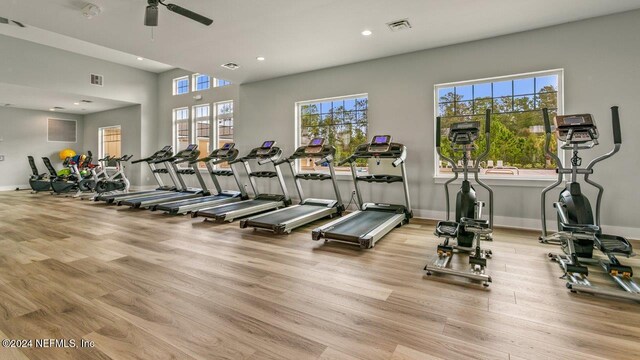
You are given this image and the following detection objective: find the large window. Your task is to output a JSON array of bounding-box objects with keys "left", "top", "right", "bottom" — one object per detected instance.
[
  {"left": 214, "top": 101, "right": 234, "bottom": 168},
  {"left": 296, "top": 94, "right": 368, "bottom": 173},
  {"left": 193, "top": 74, "right": 211, "bottom": 91},
  {"left": 173, "top": 107, "right": 190, "bottom": 151},
  {"left": 214, "top": 78, "right": 231, "bottom": 87},
  {"left": 435, "top": 70, "right": 562, "bottom": 178},
  {"left": 192, "top": 104, "right": 211, "bottom": 168},
  {"left": 98, "top": 126, "right": 121, "bottom": 167},
  {"left": 173, "top": 76, "right": 189, "bottom": 95}
]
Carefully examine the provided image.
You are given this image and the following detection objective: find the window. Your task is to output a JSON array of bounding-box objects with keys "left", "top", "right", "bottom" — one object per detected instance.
[
  {"left": 98, "top": 126, "right": 121, "bottom": 167},
  {"left": 213, "top": 78, "right": 231, "bottom": 87},
  {"left": 435, "top": 70, "right": 562, "bottom": 178},
  {"left": 214, "top": 100, "right": 234, "bottom": 168},
  {"left": 173, "top": 107, "right": 190, "bottom": 151},
  {"left": 193, "top": 74, "right": 211, "bottom": 91},
  {"left": 192, "top": 104, "right": 211, "bottom": 168},
  {"left": 173, "top": 76, "right": 189, "bottom": 95},
  {"left": 296, "top": 94, "right": 368, "bottom": 173}
]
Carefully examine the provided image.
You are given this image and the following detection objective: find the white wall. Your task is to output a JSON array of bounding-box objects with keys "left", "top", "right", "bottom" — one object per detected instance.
[
  {"left": 83, "top": 105, "right": 142, "bottom": 183},
  {"left": 236, "top": 10, "right": 640, "bottom": 238},
  {"left": 0, "top": 107, "right": 83, "bottom": 190},
  {"left": 0, "top": 34, "right": 158, "bottom": 186}
]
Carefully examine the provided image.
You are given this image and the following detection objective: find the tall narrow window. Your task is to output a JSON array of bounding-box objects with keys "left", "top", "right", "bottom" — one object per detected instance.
[
  {"left": 173, "top": 107, "right": 190, "bottom": 151},
  {"left": 173, "top": 76, "right": 189, "bottom": 95},
  {"left": 193, "top": 104, "right": 211, "bottom": 169},
  {"left": 98, "top": 126, "right": 121, "bottom": 167},
  {"left": 214, "top": 100, "right": 234, "bottom": 168},
  {"left": 192, "top": 74, "right": 211, "bottom": 91},
  {"left": 435, "top": 69, "right": 562, "bottom": 179},
  {"left": 296, "top": 94, "right": 368, "bottom": 173}
]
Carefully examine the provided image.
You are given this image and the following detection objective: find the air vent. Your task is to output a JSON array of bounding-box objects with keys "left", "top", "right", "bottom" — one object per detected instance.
[
  {"left": 90, "top": 73, "right": 104, "bottom": 86},
  {"left": 1, "top": 17, "right": 26, "bottom": 27},
  {"left": 2, "top": 103, "right": 12, "bottom": 107},
  {"left": 53, "top": 106, "right": 65, "bottom": 110},
  {"left": 386, "top": 19, "right": 412, "bottom": 32},
  {"left": 221, "top": 63, "right": 240, "bottom": 70},
  {"left": 80, "top": 99, "right": 93, "bottom": 103}
]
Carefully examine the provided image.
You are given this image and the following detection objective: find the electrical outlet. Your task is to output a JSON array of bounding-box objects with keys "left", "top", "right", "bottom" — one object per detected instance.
[{"left": 0, "top": 155, "right": 5, "bottom": 161}]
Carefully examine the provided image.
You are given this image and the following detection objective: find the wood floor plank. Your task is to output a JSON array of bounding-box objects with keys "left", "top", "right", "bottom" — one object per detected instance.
[{"left": 0, "top": 191, "right": 637, "bottom": 360}]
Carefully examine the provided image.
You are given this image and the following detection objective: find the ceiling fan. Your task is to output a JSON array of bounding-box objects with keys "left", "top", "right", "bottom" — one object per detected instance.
[
  {"left": 0, "top": 16, "right": 25, "bottom": 27},
  {"left": 144, "top": 0, "right": 213, "bottom": 27}
]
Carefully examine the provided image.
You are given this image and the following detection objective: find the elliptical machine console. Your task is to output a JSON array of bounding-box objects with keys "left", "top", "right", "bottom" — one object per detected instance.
[
  {"left": 425, "top": 109, "right": 494, "bottom": 287},
  {"left": 540, "top": 106, "right": 638, "bottom": 301}
]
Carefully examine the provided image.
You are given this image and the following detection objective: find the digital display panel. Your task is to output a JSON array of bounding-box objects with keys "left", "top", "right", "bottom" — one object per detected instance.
[
  {"left": 309, "top": 138, "right": 324, "bottom": 146},
  {"left": 261, "top": 140, "right": 275, "bottom": 149},
  {"left": 221, "top": 142, "right": 234, "bottom": 150},
  {"left": 564, "top": 116, "right": 585, "bottom": 125},
  {"left": 372, "top": 135, "right": 391, "bottom": 145},
  {"left": 186, "top": 144, "right": 197, "bottom": 151}
]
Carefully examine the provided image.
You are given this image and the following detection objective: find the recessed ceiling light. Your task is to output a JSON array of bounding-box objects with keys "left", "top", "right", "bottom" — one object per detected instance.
[
  {"left": 256, "top": 56, "right": 265, "bottom": 61},
  {"left": 49, "top": 108, "right": 55, "bottom": 111},
  {"left": 73, "top": 102, "right": 80, "bottom": 105},
  {"left": 361, "top": 30, "right": 372, "bottom": 36},
  {"left": 137, "top": 57, "right": 144, "bottom": 61}
]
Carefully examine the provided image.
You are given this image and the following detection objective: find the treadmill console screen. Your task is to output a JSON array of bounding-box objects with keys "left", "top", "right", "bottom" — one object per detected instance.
[
  {"left": 161, "top": 145, "right": 171, "bottom": 151},
  {"left": 261, "top": 141, "right": 275, "bottom": 149},
  {"left": 369, "top": 135, "right": 392, "bottom": 153},
  {"left": 221, "top": 142, "right": 235, "bottom": 150},
  {"left": 185, "top": 144, "right": 198, "bottom": 151},
  {"left": 306, "top": 138, "right": 325, "bottom": 154}
]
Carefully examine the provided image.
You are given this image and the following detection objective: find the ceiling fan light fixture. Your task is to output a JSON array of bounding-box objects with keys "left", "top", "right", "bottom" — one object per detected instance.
[{"left": 144, "top": 0, "right": 159, "bottom": 26}]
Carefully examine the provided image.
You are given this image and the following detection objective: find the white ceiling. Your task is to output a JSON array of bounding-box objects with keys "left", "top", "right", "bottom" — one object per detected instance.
[
  {"left": 2, "top": 0, "right": 640, "bottom": 84},
  {"left": 0, "top": 83, "right": 134, "bottom": 114}
]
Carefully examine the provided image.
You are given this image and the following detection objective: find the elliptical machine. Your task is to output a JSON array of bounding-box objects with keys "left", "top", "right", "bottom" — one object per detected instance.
[
  {"left": 425, "top": 109, "right": 494, "bottom": 287},
  {"left": 540, "top": 106, "right": 638, "bottom": 300}
]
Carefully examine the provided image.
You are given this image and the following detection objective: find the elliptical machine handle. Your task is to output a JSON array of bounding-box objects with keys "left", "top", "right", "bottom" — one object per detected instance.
[
  {"left": 435, "top": 116, "right": 441, "bottom": 148},
  {"left": 484, "top": 109, "right": 491, "bottom": 134},
  {"left": 542, "top": 108, "right": 552, "bottom": 134},
  {"left": 611, "top": 106, "right": 622, "bottom": 145}
]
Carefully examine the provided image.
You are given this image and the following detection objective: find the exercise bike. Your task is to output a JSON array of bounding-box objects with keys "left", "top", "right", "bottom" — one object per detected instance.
[
  {"left": 540, "top": 106, "right": 639, "bottom": 301},
  {"left": 94, "top": 154, "right": 133, "bottom": 196},
  {"left": 27, "top": 156, "right": 52, "bottom": 193},
  {"left": 42, "top": 156, "right": 79, "bottom": 194},
  {"left": 425, "top": 109, "right": 494, "bottom": 287}
]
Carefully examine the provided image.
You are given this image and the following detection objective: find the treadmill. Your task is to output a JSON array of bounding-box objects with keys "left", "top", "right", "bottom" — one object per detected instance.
[
  {"left": 240, "top": 138, "right": 344, "bottom": 234},
  {"left": 152, "top": 143, "right": 248, "bottom": 215},
  {"left": 117, "top": 144, "right": 203, "bottom": 208},
  {"left": 192, "top": 140, "right": 291, "bottom": 222},
  {"left": 312, "top": 135, "right": 412, "bottom": 249},
  {"left": 96, "top": 145, "right": 175, "bottom": 203}
]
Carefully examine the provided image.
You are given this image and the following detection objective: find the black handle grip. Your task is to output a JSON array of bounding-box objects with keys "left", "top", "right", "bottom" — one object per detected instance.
[
  {"left": 485, "top": 109, "right": 491, "bottom": 134},
  {"left": 435, "top": 116, "right": 441, "bottom": 146},
  {"left": 542, "top": 108, "right": 551, "bottom": 134},
  {"left": 611, "top": 106, "right": 622, "bottom": 144},
  {"left": 131, "top": 159, "right": 145, "bottom": 164}
]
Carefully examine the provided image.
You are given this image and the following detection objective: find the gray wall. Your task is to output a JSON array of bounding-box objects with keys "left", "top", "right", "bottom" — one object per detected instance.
[
  {"left": 0, "top": 34, "right": 158, "bottom": 186},
  {"left": 0, "top": 107, "right": 83, "bottom": 189},
  {"left": 83, "top": 105, "right": 142, "bottom": 183},
  {"left": 236, "top": 10, "right": 640, "bottom": 237}
]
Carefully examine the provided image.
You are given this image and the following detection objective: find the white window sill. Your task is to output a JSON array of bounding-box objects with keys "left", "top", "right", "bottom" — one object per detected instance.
[{"left": 434, "top": 175, "right": 557, "bottom": 188}]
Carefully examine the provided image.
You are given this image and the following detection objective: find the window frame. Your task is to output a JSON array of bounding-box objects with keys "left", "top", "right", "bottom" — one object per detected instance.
[
  {"left": 192, "top": 74, "right": 211, "bottom": 92},
  {"left": 172, "top": 107, "right": 190, "bottom": 151},
  {"left": 213, "top": 78, "right": 231, "bottom": 88},
  {"left": 98, "top": 125, "right": 122, "bottom": 168},
  {"left": 173, "top": 76, "right": 190, "bottom": 95},
  {"left": 192, "top": 104, "right": 212, "bottom": 169},
  {"left": 433, "top": 69, "right": 564, "bottom": 182},
  {"left": 294, "top": 93, "right": 369, "bottom": 174},
  {"left": 212, "top": 100, "right": 234, "bottom": 169}
]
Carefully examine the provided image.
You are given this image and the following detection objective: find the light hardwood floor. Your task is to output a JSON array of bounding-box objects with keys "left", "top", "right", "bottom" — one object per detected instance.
[{"left": 0, "top": 191, "right": 638, "bottom": 360}]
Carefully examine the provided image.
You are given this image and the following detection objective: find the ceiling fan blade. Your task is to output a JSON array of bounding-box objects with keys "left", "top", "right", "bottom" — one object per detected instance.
[
  {"left": 12, "top": 20, "right": 25, "bottom": 28},
  {"left": 166, "top": 3, "right": 213, "bottom": 26}
]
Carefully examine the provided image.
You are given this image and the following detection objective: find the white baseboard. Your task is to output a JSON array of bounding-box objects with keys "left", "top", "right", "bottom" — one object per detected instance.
[{"left": 0, "top": 185, "right": 29, "bottom": 191}]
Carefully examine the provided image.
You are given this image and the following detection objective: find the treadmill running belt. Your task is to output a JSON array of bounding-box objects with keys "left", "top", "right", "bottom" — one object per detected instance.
[
  {"left": 325, "top": 211, "right": 399, "bottom": 240},
  {"left": 197, "top": 199, "right": 275, "bottom": 216},
  {"left": 249, "top": 205, "right": 324, "bottom": 225},
  {"left": 164, "top": 195, "right": 227, "bottom": 207},
  {"left": 122, "top": 193, "right": 190, "bottom": 205}
]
